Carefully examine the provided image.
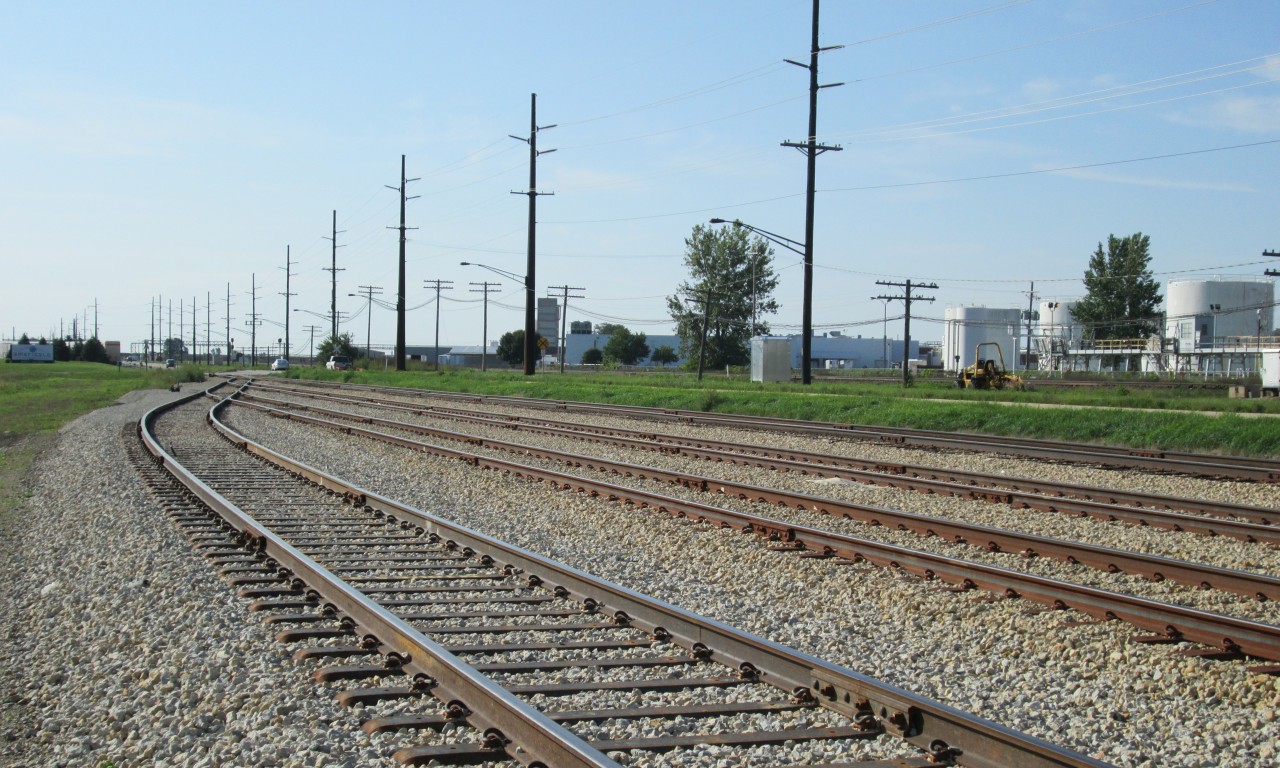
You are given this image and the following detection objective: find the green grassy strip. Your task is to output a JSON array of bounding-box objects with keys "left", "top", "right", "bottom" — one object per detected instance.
[
  {"left": 0, "top": 362, "right": 206, "bottom": 439},
  {"left": 283, "top": 367, "right": 1280, "bottom": 458}
]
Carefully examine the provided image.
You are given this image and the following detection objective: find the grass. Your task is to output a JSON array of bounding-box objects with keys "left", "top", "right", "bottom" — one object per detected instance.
[
  {"left": 282, "top": 366, "right": 1280, "bottom": 458},
  {"left": 0, "top": 362, "right": 208, "bottom": 508}
]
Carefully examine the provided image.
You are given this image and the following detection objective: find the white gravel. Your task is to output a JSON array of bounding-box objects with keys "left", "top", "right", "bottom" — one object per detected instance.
[
  {"left": 3, "top": 381, "right": 1277, "bottom": 768},
  {"left": 0, "top": 388, "right": 396, "bottom": 768},
  {"left": 222, "top": 397, "right": 1280, "bottom": 768}
]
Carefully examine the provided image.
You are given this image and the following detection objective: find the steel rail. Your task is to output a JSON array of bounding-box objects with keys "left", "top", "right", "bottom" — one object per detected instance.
[
  {"left": 243, "top": 381, "right": 1280, "bottom": 536},
  {"left": 269, "top": 378, "right": 1280, "bottom": 482},
  {"left": 223, "top": 395, "right": 1280, "bottom": 664},
  {"left": 190, "top": 393, "right": 1112, "bottom": 768},
  {"left": 231, "top": 393, "right": 1280, "bottom": 604},
  {"left": 140, "top": 387, "right": 622, "bottom": 768}
]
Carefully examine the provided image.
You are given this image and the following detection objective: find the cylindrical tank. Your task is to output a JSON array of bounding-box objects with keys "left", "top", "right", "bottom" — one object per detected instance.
[
  {"left": 942, "top": 306, "right": 1021, "bottom": 371},
  {"left": 1038, "top": 300, "right": 1082, "bottom": 347},
  {"left": 1164, "top": 279, "right": 1275, "bottom": 348}
]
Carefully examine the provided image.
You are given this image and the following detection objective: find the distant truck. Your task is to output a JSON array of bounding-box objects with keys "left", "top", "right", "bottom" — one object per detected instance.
[
  {"left": 325, "top": 355, "right": 352, "bottom": 371},
  {"left": 1261, "top": 349, "right": 1280, "bottom": 397},
  {"left": 3, "top": 343, "right": 54, "bottom": 363}
]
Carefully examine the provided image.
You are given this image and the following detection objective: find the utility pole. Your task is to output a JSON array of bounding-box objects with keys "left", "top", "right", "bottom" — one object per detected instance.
[
  {"left": 191, "top": 295, "right": 197, "bottom": 365},
  {"left": 322, "top": 210, "right": 346, "bottom": 340},
  {"left": 280, "top": 245, "right": 296, "bottom": 359},
  {"left": 354, "top": 285, "right": 384, "bottom": 361},
  {"left": 683, "top": 285, "right": 719, "bottom": 382},
  {"left": 247, "top": 274, "right": 261, "bottom": 367},
  {"left": 302, "top": 325, "right": 321, "bottom": 365},
  {"left": 547, "top": 284, "right": 585, "bottom": 373},
  {"left": 1025, "top": 281, "right": 1037, "bottom": 373},
  {"left": 93, "top": 298, "right": 98, "bottom": 340},
  {"left": 511, "top": 93, "right": 556, "bottom": 377},
  {"left": 386, "top": 155, "right": 420, "bottom": 371},
  {"left": 179, "top": 298, "right": 184, "bottom": 361},
  {"left": 206, "top": 291, "right": 212, "bottom": 365},
  {"left": 167, "top": 299, "right": 172, "bottom": 357},
  {"left": 224, "top": 283, "right": 233, "bottom": 367},
  {"left": 424, "top": 279, "right": 454, "bottom": 370},
  {"left": 873, "top": 279, "right": 938, "bottom": 386},
  {"left": 781, "top": 0, "right": 842, "bottom": 385},
  {"left": 469, "top": 281, "right": 501, "bottom": 372},
  {"left": 1265, "top": 249, "right": 1280, "bottom": 277},
  {"left": 149, "top": 298, "right": 155, "bottom": 363}
]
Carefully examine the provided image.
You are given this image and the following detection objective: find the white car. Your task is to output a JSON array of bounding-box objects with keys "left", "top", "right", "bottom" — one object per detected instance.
[{"left": 270, "top": 357, "right": 290, "bottom": 371}]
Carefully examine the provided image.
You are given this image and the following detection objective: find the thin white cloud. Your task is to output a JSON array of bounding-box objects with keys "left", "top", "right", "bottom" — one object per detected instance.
[
  {"left": 1167, "top": 93, "right": 1280, "bottom": 133},
  {"left": 0, "top": 86, "right": 288, "bottom": 158},
  {"left": 1048, "top": 166, "right": 1254, "bottom": 192}
]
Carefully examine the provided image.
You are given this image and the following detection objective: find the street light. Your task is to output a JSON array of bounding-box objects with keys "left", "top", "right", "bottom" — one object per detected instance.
[
  {"left": 710, "top": 217, "right": 813, "bottom": 382},
  {"left": 461, "top": 261, "right": 533, "bottom": 372}
]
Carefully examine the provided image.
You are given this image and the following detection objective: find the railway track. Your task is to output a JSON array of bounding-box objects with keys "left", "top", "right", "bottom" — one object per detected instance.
[
  {"left": 265, "top": 378, "right": 1278, "bottom": 482},
  {"left": 229, "top": 387, "right": 1280, "bottom": 605},
  {"left": 217, "top": 382, "right": 1280, "bottom": 667},
  {"left": 245, "top": 380, "right": 1280, "bottom": 538},
  {"left": 134, "top": 382, "right": 1110, "bottom": 767}
]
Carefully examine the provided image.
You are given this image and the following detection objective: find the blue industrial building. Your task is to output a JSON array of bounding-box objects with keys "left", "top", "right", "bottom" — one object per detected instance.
[{"left": 562, "top": 330, "right": 917, "bottom": 369}]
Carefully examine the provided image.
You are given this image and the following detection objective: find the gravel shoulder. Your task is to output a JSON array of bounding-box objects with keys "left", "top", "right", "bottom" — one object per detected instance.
[{"left": 0, "top": 386, "right": 394, "bottom": 768}]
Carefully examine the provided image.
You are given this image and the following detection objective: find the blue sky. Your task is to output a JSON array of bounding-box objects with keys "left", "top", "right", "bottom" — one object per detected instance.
[{"left": 2, "top": 0, "right": 1277, "bottom": 356}]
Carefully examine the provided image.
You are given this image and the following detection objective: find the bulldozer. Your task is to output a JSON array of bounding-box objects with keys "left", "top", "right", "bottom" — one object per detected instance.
[{"left": 956, "top": 342, "right": 1024, "bottom": 390}]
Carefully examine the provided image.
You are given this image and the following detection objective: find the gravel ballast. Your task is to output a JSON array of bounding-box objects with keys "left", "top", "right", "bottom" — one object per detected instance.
[
  {"left": 2, "top": 384, "right": 1277, "bottom": 768},
  {"left": 0, "top": 389, "right": 394, "bottom": 768},
  {"left": 221, "top": 395, "right": 1280, "bottom": 768}
]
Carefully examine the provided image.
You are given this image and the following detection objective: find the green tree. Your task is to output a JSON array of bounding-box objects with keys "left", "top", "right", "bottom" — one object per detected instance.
[
  {"left": 650, "top": 344, "right": 678, "bottom": 367},
  {"left": 315, "top": 333, "right": 358, "bottom": 362},
  {"left": 593, "top": 323, "right": 627, "bottom": 336},
  {"left": 603, "top": 327, "right": 650, "bottom": 365},
  {"left": 666, "top": 223, "right": 778, "bottom": 369},
  {"left": 1071, "top": 233, "right": 1162, "bottom": 341},
  {"left": 581, "top": 347, "right": 604, "bottom": 365},
  {"left": 17, "top": 333, "right": 29, "bottom": 344},
  {"left": 81, "top": 337, "right": 111, "bottom": 364},
  {"left": 52, "top": 338, "right": 71, "bottom": 361},
  {"left": 497, "top": 329, "right": 524, "bottom": 367}
]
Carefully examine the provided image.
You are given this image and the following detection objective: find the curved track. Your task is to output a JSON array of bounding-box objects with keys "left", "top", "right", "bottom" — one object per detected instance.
[{"left": 135, "top": 382, "right": 1109, "bottom": 767}]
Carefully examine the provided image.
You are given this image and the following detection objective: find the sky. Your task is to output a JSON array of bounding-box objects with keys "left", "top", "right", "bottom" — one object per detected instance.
[{"left": 2, "top": 0, "right": 1278, "bottom": 357}]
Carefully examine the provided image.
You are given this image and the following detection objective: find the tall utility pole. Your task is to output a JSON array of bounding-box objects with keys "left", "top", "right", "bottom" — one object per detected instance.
[
  {"left": 386, "top": 155, "right": 420, "bottom": 371},
  {"left": 1024, "top": 281, "right": 1037, "bottom": 373},
  {"left": 247, "top": 274, "right": 261, "bottom": 367},
  {"left": 354, "top": 285, "right": 384, "bottom": 360},
  {"left": 191, "top": 295, "right": 197, "bottom": 365},
  {"left": 469, "top": 281, "right": 501, "bottom": 372},
  {"left": 547, "top": 284, "right": 584, "bottom": 373},
  {"left": 149, "top": 298, "right": 155, "bottom": 363},
  {"left": 873, "top": 279, "right": 937, "bottom": 386},
  {"left": 206, "top": 291, "right": 212, "bottom": 365},
  {"left": 511, "top": 93, "right": 556, "bottom": 376},
  {"left": 93, "top": 299, "right": 98, "bottom": 340},
  {"left": 1265, "top": 249, "right": 1280, "bottom": 278},
  {"left": 424, "top": 279, "right": 454, "bottom": 370},
  {"left": 782, "top": 0, "right": 842, "bottom": 385},
  {"left": 224, "top": 283, "right": 233, "bottom": 367},
  {"left": 179, "top": 298, "right": 185, "bottom": 361},
  {"left": 279, "top": 245, "right": 296, "bottom": 359},
  {"left": 167, "top": 299, "right": 172, "bottom": 356},
  {"left": 322, "top": 210, "right": 346, "bottom": 340}
]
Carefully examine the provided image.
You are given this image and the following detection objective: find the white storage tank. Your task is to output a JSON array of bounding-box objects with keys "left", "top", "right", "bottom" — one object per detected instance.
[
  {"left": 1164, "top": 279, "right": 1275, "bottom": 348},
  {"left": 751, "top": 336, "right": 792, "bottom": 382},
  {"left": 942, "top": 306, "right": 1021, "bottom": 371},
  {"left": 1039, "top": 300, "right": 1082, "bottom": 348}
]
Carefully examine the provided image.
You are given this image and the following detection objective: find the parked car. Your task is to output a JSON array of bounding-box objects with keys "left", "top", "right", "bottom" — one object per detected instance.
[
  {"left": 165, "top": 358, "right": 175, "bottom": 368},
  {"left": 270, "top": 357, "right": 289, "bottom": 371},
  {"left": 325, "top": 355, "right": 352, "bottom": 371}
]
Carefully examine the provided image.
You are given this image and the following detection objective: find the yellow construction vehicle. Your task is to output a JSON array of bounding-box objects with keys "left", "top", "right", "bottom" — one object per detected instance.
[{"left": 956, "top": 342, "right": 1024, "bottom": 390}]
